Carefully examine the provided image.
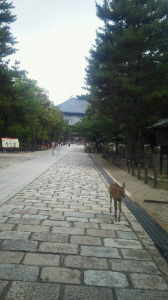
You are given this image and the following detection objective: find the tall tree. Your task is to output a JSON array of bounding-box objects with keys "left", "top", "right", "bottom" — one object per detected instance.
[
  {"left": 0, "top": 0, "right": 18, "bottom": 137},
  {"left": 0, "top": 0, "right": 17, "bottom": 62},
  {"left": 85, "top": 0, "right": 168, "bottom": 158}
]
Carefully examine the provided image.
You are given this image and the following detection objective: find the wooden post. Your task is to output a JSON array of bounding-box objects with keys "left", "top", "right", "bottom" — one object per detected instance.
[
  {"left": 137, "top": 164, "right": 141, "bottom": 180},
  {"left": 120, "top": 158, "right": 123, "bottom": 169},
  {"left": 160, "top": 146, "right": 163, "bottom": 175},
  {"left": 144, "top": 165, "right": 148, "bottom": 184},
  {"left": 153, "top": 168, "right": 158, "bottom": 188},
  {"left": 124, "top": 159, "right": 127, "bottom": 171},
  {"left": 127, "top": 160, "right": 131, "bottom": 173},
  {"left": 132, "top": 161, "right": 135, "bottom": 176}
]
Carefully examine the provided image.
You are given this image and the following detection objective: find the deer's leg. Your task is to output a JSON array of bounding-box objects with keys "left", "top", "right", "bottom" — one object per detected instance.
[
  {"left": 118, "top": 211, "right": 121, "bottom": 222},
  {"left": 118, "top": 200, "right": 122, "bottom": 222},
  {"left": 110, "top": 195, "right": 112, "bottom": 213},
  {"left": 114, "top": 199, "right": 117, "bottom": 221},
  {"left": 119, "top": 200, "right": 122, "bottom": 213}
]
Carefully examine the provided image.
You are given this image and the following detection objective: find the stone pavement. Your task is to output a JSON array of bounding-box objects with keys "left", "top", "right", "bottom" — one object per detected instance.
[
  {"left": 0, "top": 145, "right": 168, "bottom": 300},
  {"left": 0, "top": 148, "right": 68, "bottom": 206}
]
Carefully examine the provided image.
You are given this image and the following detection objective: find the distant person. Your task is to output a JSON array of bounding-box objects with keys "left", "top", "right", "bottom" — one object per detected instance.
[
  {"left": 56, "top": 143, "right": 61, "bottom": 155},
  {"left": 52, "top": 141, "right": 55, "bottom": 155}
]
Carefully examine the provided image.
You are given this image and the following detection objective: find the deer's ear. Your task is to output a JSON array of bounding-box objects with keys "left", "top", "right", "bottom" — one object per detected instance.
[{"left": 122, "top": 183, "right": 125, "bottom": 188}]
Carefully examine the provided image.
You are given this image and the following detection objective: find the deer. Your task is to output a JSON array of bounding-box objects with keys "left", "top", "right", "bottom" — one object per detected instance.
[{"left": 109, "top": 182, "right": 125, "bottom": 222}]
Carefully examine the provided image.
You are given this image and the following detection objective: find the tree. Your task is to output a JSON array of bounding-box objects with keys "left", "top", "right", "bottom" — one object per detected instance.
[
  {"left": 0, "top": 0, "right": 18, "bottom": 137},
  {"left": 74, "top": 112, "right": 116, "bottom": 143},
  {"left": 0, "top": 1, "right": 67, "bottom": 149},
  {"left": 0, "top": 0, "right": 17, "bottom": 62},
  {"left": 12, "top": 75, "right": 66, "bottom": 148},
  {"left": 85, "top": 0, "right": 168, "bottom": 158}
]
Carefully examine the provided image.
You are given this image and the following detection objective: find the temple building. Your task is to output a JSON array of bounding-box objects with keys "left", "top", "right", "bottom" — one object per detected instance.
[{"left": 57, "top": 97, "right": 89, "bottom": 126}]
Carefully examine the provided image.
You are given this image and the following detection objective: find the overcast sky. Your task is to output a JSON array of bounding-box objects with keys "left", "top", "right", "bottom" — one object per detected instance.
[{"left": 10, "top": 0, "right": 104, "bottom": 105}]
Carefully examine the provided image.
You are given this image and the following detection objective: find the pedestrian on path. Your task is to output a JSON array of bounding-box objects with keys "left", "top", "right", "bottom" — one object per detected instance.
[
  {"left": 52, "top": 141, "right": 55, "bottom": 155},
  {"left": 56, "top": 143, "right": 61, "bottom": 155}
]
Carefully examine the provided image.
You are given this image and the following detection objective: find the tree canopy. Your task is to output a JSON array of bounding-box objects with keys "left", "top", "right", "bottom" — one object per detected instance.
[
  {"left": 0, "top": 1, "right": 67, "bottom": 149},
  {"left": 0, "top": 0, "right": 17, "bottom": 62},
  {"left": 83, "top": 0, "right": 168, "bottom": 157}
]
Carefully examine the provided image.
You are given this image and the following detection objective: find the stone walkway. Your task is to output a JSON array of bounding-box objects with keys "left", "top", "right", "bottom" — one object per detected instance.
[{"left": 0, "top": 146, "right": 168, "bottom": 299}]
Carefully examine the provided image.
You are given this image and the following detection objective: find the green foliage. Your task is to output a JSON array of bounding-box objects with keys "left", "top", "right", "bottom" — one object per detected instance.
[
  {"left": 74, "top": 112, "right": 116, "bottom": 142},
  {"left": 0, "top": 0, "right": 17, "bottom": 61},
  {"left": 0, "top": 64, "right": 67, "bottom": 148},
  {"left": 0, "top": 2, "right": 67, "bottom": 149},
  {"left": 83, "top": 0, "right": 168, "bottom": 157}
]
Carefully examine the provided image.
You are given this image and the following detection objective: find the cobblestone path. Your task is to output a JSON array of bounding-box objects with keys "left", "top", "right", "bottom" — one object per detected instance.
[{"left": 0, "top": 149, "right": 168, "bottom": 299}]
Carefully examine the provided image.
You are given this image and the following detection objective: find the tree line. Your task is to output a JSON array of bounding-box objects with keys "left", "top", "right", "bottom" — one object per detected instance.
[
  {"left": 0, "top": 0, "right": 66, "bottom": 150},
  {"left": 75, "top": 0, "right": 168, "bottom": 159}
]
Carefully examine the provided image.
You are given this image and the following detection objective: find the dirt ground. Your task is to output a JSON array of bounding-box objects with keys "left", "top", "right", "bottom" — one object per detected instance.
[{"left": 91, "top": 153, "right": 168, "bottom": 233}]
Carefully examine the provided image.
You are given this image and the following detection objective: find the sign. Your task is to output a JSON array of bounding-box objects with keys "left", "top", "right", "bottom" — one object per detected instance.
[{"left": 1, "top": 138, "right": 19, "bottom": 148}]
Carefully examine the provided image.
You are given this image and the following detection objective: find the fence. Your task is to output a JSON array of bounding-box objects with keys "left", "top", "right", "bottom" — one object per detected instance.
[{"left": 102, "top": 150, "right": 168, "bottom": 189}]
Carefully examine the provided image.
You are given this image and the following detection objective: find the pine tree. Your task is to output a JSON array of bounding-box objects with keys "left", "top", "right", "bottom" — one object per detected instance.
[
  {"left": 0, "top": 0, "right": 17, "bottom": 62},
  {"left": 85, "top": 0, "right": 168, "bottom": 158}
]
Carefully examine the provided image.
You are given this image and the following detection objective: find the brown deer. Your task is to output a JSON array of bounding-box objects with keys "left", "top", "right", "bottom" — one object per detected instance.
[{"left": 109, "top": 182, "right": 125, "bottom": 221}]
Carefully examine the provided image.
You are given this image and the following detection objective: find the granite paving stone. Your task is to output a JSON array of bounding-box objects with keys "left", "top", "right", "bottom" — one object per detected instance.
[
  {"left": 0, "top": 280, "right": 9, "bottom": 297},
  {"left": 117, "top": 231, "right": 138, "bottom": 240},
  {"left": 64, "top": 255, "right": 108, "bottom": 270},
  {"left": 131, "top": 221, "right": 146, "bottom": 232},
  {"left": 104, "top": 238, "right": 143, "bottom": 249},
  {"left": 0, "top": 205, "right": 16, "bottom": 213},
  {"left": 12, "top": 208, "right": 39, "bottom": 215},
  {"left": 22, "top": 214, "right": 48, "bottom": 220},
  {"left": 2, "top": 239, "right": 38, "bottom": 252},
  {"left": 24, "top": 206, "right": 52, "bottom": 211},
  {"left": 41, "top": 267, "right": 81, "bottom": 284},
  {"left": 63, "top": 285, "right": 114, "bottom": 300},
  {"left": 84, "top": 270, "right": 129, "bottom": 288},
  {"left": 23, "top": 253, "right": 60, "bottom": 266},
  {"left": 64, "top": 212, "right": 95, "bottom": 218},
  {"left": 81, "top": 245, "right": 121, "bottom": 258},
  {"left": 109, "top": 259, "right": 160, "bottom": 274},
  {"left": 70, "top": 235, "right": 102, "bottom": 246},
  {"left": 7, "top": 218, "right": 41, "bottom": 225},
  {"left": 101, "top": 224, "right": 131, "bottom": 231},
  {"left": 42, "top": 220, "right": 72, "bottom": 227},
  {"left": 31, "top": 232, "right": 69, "bottom": 243},
  {"left": 66, "top": 217, "right": 89, "bottom": 222},
  {"left": 2, "top": 213, "right": 21, "bottom": 218},
  {"left": 39, "top": 242, "right": 79, "bottom": 254},
  {"left": 116, "top": 289, "right": 168, "bottom": 300},
  {"left": 0, "top": 264, "right": 39, "bottom": 281},
  {"left": 87, "top": 228, "right": 116, "bottom": 238},
  {"left": 0, "top": 251, "right": 24, "bottom": 263},
  {"left": 52, "top": 227, "right": 84, "bottom": 235},
  {"left": 0, "top": 217, "right": 8, "bottom": 223},
  {"left": 73, "top": 222, "right": 99, "bottom": 229},
  {"left": 90, "top": 218, "right": 112, "bottom": 224},
  {"left": 130, "top": 273, "right": 168, "bottom": 290},
  {"left": 0, "top": 231, "right": 30, "bottom": 240},
  {"left": 121, "top": 248, "right": 153, "bottom": 260},
  {"left": 16, "top": 224, "right": 50, "bottom": 233},
  {"left": 0, "top": 224, "right": 15, "bottom": 231},
  {"left": 5, "top": 281, "right": 60, "bottom": 300}
]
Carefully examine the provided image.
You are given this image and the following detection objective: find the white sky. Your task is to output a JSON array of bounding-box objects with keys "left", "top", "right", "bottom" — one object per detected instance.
[{"left": 10, "top": 0, "right": 104, "bottom": 105}]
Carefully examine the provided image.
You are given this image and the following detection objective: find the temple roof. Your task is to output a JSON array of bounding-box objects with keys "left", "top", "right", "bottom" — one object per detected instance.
[
  {"left": 148, "top": 118, "right": 168, "bottom": 129},
  {"left": 57, "top": 97, "right": 88, "bottom": 114}
]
